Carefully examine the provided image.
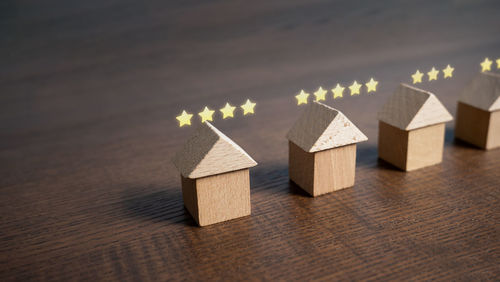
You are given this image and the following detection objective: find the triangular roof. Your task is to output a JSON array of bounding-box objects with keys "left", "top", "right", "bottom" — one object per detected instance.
[
  {"left": 172, "top": 122, "right": 257, "bottom": 179},
  {"left": 377, "top": 84, "right": 453, "bottom": 131},
  {"left": 459, "top": 72, "right": 500, "bottom": 112},
  {"left": 286, "top": 101, "right": 368, "bottom": 153}
]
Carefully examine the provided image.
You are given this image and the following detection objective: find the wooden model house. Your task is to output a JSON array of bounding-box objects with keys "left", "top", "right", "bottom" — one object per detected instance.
[
  {"left": 455, "top": 72, "right": 500, "bottom": 150},
  {"left": 286, "top": 101, "right": 368, "bottom": 197},
  {"left": 377, "top": 84, "right": 453, "bottom": 171},
  {"left": 173, "top": 122, "right": 257, "bottom": 226}
]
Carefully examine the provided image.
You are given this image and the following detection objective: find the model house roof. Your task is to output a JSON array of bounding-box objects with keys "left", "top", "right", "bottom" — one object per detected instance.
[
  {"left": 459, "top": 72, "right": 500, "bottom": 112},
  {"left": 173, "top": 122, "right": 257, "bottom": 179},
  {"left": 286, "top": 101, "right": 368, "bottom": 153},
  {"left": 378, "top": 84, "right": 453, "bottom": 131}
]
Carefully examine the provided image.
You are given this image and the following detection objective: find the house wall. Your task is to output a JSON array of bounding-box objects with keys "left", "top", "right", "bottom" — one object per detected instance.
[
  {"left": 486, "top": 110, "right": 500, "bottom": 150},
  {"left": 406, "top": 123, "right": 445, "bottom": 171},
  {"left": 289, "top": 141, "right": 315, "bottom": 195},
  {"left": 378, "top": 121, "right": 445, "bottom": 171},
  {"left": 289, "top": 141, "right": 356, "bottom": 196},
  {"left": 378, "top": 121, "right": 409, "bottom": 170},
  {"left": 313, "top": 144, "right": 356, "bottom": 196},
  {"left": 190, "top": 169, "right": 251, "bottom": 226},
  {"left": 181, "top": 175, "right": 199, "bottom": 224},
  {"left": 455, "top": 102, "right": 490, "bottom": 149}
]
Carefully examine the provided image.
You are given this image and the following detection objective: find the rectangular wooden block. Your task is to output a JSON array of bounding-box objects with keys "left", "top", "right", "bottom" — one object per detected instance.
[
  {"left": 289, "top": 141, "right": 315, "bottom": 193},
  {"left": 455, "top": 102, "right": 500, "bottom": 150},
  {"left": 378, "top": 121, "right": 408, "bottom": 170},
  {"left": 490, "top": 110, "right": 500, "bottom": 149},
  {"left": 181, "top": 169, "right": 251, "bottom": 226},
  {"left": 289, "top": 141, "right": 356, "bottom": 197},
  {"left": 378, "top": 121, "right": 445, "bottom": 171}
]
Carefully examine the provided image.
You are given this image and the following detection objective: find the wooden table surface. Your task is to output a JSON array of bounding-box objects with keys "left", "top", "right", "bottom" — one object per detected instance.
[{"left": 1, "top": 1, "right": 500, "bottom": 280}]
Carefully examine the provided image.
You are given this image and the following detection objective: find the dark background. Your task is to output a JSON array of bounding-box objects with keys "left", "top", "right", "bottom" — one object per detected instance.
[{"left": 1, "top": 0, "right": 500, "bottom": 280}]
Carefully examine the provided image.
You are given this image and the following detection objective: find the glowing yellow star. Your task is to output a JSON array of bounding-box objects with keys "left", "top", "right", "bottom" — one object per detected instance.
[
  {"left": 411, "top": 70, "right": 424, "bottom": 84},
  {"left": 497, "top": 58, "right": 500, "bottom": 69},
  {"left": 427, "top": 67, "right": 439, "bottom": 81},
  {"left": 349, "top": 81, "right": 362, "bottom": 96},
  {"left": 220, "top": 103, "right": 236, "bottom": 119},
  {"left": 241, "top": 99, "right": 256, "bottom": 115},
  {"left": 480, "top": 58, "right": 492, "bottom": 72},
  {"left": 176, "top": 110, "right": 193, "bottom": 127},
  {"left": 332, "top": 84, "right": 345, "bottom": 99},
  {"left": 313, "top": 87, "right": 327, "bottom": 102},
  {"left": 198, "top": 106, "right": 215, "bottom": 123},
  {"left": 295, "top": 90, "right": 309, "bottom": 105},
  {"left": 365, "top": 78, "right": 378, "bottom": 93},
  {"left": 442, "top": 65, "right": 454, "bottom": 78}
]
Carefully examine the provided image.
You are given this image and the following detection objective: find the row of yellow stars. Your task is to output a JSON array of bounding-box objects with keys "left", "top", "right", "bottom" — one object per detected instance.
[
  {"left": 480, "top": 57, "right": 500, "bottom": 72},
  {"left": 411, "top": 64, "right": 454, "bottom": 84},
  {"left": 176, "top": 99, "right": 256, "bottom": 127},
  {"left": 295, "top": 78, "right": 379, "bottom": 105}
]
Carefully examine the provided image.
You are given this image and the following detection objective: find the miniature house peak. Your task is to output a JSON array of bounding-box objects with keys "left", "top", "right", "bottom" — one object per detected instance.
[
  {"left": 378, "top": 83, "right": 453, "bottom": 131},
  {"left": 286, "top": 101, "right": 368, "bottom": 153},
  {"left": 459, "top": 72, "right": 500, "bottom": 112},
  {"left": 172, "top": 122, "right": 257, "bottom": 179}
]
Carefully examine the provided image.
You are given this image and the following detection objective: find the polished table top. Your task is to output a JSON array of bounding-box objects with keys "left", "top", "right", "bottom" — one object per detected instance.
[{"left": 1, "top": 1, "right": 500, "bottom": 280}]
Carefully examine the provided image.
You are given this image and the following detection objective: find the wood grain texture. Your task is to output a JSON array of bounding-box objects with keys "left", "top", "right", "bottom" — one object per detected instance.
[
  {"left": 378, "top": 121, "right": 446, "bottom": 171},
  {"left": 378, "top": 84, "right": 453, "bottom": 130},
  {"left": 489, "top": 110, "right": 500, "bottom": 149},
  {"left": 182, "top": 169, "right": 251, "bottom": 226},
  {"left": 173, "top": 122, "right": 257, "bottom": 179},
  {"left": 288, "top": 141, "right": 315, "bottom": 194},
  {"left": 459, "top": 72, "right": 500, "bottom": 112},
  {"left": 289, "top": 141, "right": 357, "bottom": 196},
  {"left": 181, "top": 175, "right": 199, "bottom": 224},
  {"left": 406, "top": 123, "right": 446, "bottom": 171},
  {"left": 287, "top": 102, "right": 367, "bottom": 152},
  {"left": 378, "top": 121, "right": 409, "bottom": 170},
  {"left": 313, "top": 144, "right": 356, "bottom": 195},
  {"left": 2, "top": 0, "right": 500, "bottom": 281},
  {"left": 455, "top": 102, "right": 500, "bottom": 150}
]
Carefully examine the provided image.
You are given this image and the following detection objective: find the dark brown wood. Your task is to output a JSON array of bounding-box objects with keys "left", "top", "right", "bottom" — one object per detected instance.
[{"left": 1, "top": 1, "right": 500, "bottom": 281}]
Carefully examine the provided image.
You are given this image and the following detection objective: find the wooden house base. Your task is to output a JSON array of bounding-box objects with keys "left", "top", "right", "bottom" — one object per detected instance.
[
  {"left": 455, "top": 102, "right": 500, "bottom": 150},
  {"left": 181, "top": 169, "right": 251, "bottom": 226},
  {"left": 289, "top": 141, "right": 356, "bottom": 197},
  {"left": 378, "top": 121, "right": 445, "bottom": 171}
]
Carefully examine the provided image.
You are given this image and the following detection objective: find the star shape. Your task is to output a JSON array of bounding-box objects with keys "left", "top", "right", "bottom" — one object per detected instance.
[
  {"left": 365, "top": 78, "right": 378, "bottom": 93},
  {"left": 176, "top": 110, "right": 193, "bottom": 127},
  {"left": 295, "top": 90, "right": 309, "bottom": 105},
  {"left": 349, "top": 81, "right": 362, "bottom": 96},
  {"left": 198, "top": 106, "right": 215, "bottom": 123},
  {"left": 497, "top": 58, "right": 500, "bottom": 69},
  {"left": 480, "top": 58, "right": 492, "bottom": 72},
  {"left": 241, "top": 99, "right": 256, "bottom": 115},
  {"left": 220, "top": 103, "right": 236, "bottom": 119},
  {"left": 427, "top": 67, "right": 439, "bottom": 81},
  {"left": 442, "top": 65, "right": 454, "bottom": 78},
  {"left": 411, "top": 70, "right": 423, "bottom": 84},
  {"left": 331, "top": 83, "right": 345, "bottom": 99},
  {"left": 313, "top": 87, "right": 327, "bottom": 102}
]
